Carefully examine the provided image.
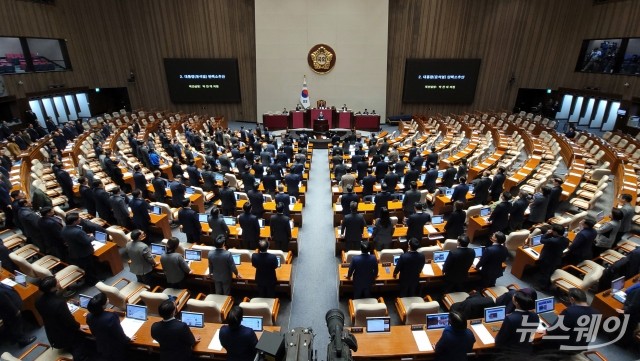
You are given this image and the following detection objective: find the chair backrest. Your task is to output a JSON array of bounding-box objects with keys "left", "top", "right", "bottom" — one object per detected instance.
[
  {"left": 417, "top": 246, "right": 441, "bottom": 261},
  {"left": 441, "top": 239, "right": 458, "bottom": 251},
  {"left": 95, "top": 281, "right": 127, "bottom": 310},
  {"left": 343, "top": 250, "right": 362, "bottom": 264},
  {"left": 8, "top": 253, "right": 38, "bottom": 278},
  {"left": 239, "top": 301, "right": 274, "bottom": 326},
  {"left": 581, "top": 261, "right": 605, "bottom": 290},
  {"left": 234, "top": 192, "right": 248, "bottom": 201},
  {"left": 378, "top": 249, "right": 404, "bottom": 263},
  {"left": 405, "top": 301, "right": 440, "bottom": 325},
  {"left": 0, "top": 352, "right": 21, "bottom": 361},
  {"left": 139, "top": 291, "right": 170, "bottom": 316},
  {"left": 266, "top": 250, "right": 287, "bottom": 263},
  {"left": 106, "top": 226, "right": 130, "bottom": 248},
  {"left": 186, "top": 298, "right": 223, "bottom": 323},
  {"left": 505, "top": 230, "right": 530, "bottom": 251},
  {"left": 354, "top": 303, "right": 387, "bottom": 327},
  {"left": 465, "top": 205, "right": 483, "bottom": 224},
  {"left": 229, "top": 248, "right": 253, "bottom": 262},
  {"left": 569, "top": 211, "right": 588, "bottom": 230}
]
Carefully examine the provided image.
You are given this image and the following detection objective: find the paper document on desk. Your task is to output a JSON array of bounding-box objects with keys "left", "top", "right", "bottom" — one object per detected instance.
[
  {"left": 424, "top": 225, "right": 438, "bottom": 234},
  {"left": 208, "top": 329, "right": 223, "bottom": 350},
  {"left": 120, "top": 318, "right": 145, "bottom": 338},
  {"left": 471, "top": 323, "right": 495, "bottom": 345},
  {"left": 91, "top": 241, "right": 105, "bottom": 251},
  {"left": 412, "top": 330, "right": 433, "bottom": 351},
  {"left": 524, "top": 248, "right": 540, "bottom": 259},
  {"left": 1, "top": 278, "right": 17, "bottom": 287},
  {"left": 473, "top": 258, "right": 480, "bottom": 267},
  {"left": 422, "top": 264, "right": 434, "bottom": 276}
]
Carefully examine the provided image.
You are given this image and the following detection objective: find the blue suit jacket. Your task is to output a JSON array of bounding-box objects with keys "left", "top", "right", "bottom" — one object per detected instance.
[
  {"left": 451, "top": 184, "right": 469, "bottom": 203},
  {"left": 347, "top": 254, "right": 378, "bottom": 291},
  {"left": 476, "top": 244, "right": 509, "bottom": 281}
]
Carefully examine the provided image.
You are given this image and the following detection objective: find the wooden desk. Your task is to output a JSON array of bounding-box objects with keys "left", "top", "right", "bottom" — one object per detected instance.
[
  {"left": 433, "top": 192, "right": 474, "bottom": 215},
  {"left": 147, "top": 184, "right": 205, "bottom": 212},
  {"left": 591, "top": 276, "right": 638, "bottom": 320},
  {"left": 72, "top": 308, "right": 279, "bottom": 359},
  {"left": 0, "top": 268, "right": 43, "bottom": 325},
  {"left": 150, "top": 213, "right": 172, "bottom": 239},
  {"left": 94, "top": 241, "right": 124, "bottom": 275},
  {"left": 467, "top": 216, "right": 490, "bottom": 243},
  {"left": 510, "top": 231, "right": 576, "bottom": 280}
]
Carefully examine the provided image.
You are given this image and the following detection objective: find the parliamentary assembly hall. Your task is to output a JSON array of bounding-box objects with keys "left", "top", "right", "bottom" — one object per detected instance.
[{"left": 1, "top": 0, "right": 640, "bottom": 360}]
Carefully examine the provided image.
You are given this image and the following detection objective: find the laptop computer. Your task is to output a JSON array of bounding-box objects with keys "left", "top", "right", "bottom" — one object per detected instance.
[
  {"left": 468, "top": 184, "right": 475, "bottom": 194},
  {"left": 223, "top": 216, "right": 236, "bottom": 226},
  {"left": 214, "top": 173, "right": 224, "bottom": 182},
  {"left": 432, "top": 215, "right": 444, "bottom": 225},
  {"left": 472, "top": 247, "right": 484, "bottom": 267},
  {"left": 150, "top": 243, "right": 166, "bottom": 256},
  {"left": 185, "top": 249, "right": 202, "bottom": 262},
  {"left": 438, "top": 171, "right": 443, "bottom": 178},
  {"left": 241, "top": 316, "right": 263, "bottom": 332},
  {"left": 484, "top": 306, "right": 506, "bottom": 323},
  {"left": 181, "top": 311, "right": 205, "bottom": 328},
  {"left": 531, "top": 234, "right": 543, "bottom": 247},
  {"left": 596, "top": 210, "right": 605, "bottom": 222},
  {"left": 198, "top": 213, "right": 208, "bottom": 223},
  {"left": 94, "top": 231, "right": 108, "bottom": 243},
  {"left": 366, "top": 317, "right": 391, "bottom": 333},
  {"left": 612, "top": 276, "right": 627, "bottom": 303},
  {"left": 79, "top": 294, "right": 92, "bottom": 308},
  {"left": 258, "top": 219, "right": 265, "bottom": 228},
  {"left": 126, "top": 304, "right": 147, "bottom": 321},
  {"left": 232, "top": 254, "right": 241, "bottom": 265},
  {"left": 234, "top": 193, "right": 241, "bottom": 201},
  {"left": 480, "top": 207, "right": 491, "bottom": 218},
  {"left": 185, "top": 187, "right": 195, "bottom": 194},
  {"left": 433, "top": 250, "right": 450, "bottom": 264},
  {"left": 151, "top": 206, "right": 162, "bottom": 215},
  {"left": 445, "top": 188, "right": 454, "bottom": 198},
  {"left": 14, "top": 270, "right": 27, "bottom": 287},
  {"left": 393, "top": 255, "right": 400, "bottom": 266},
  {"left": 535, "top": 297, "right": 558, "bottom": 325},
  {"left": 426, "top": 313, "right": 449, "bottom": 330}
]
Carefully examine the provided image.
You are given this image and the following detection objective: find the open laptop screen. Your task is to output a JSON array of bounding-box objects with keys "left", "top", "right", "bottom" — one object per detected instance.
[
  {"left": 366, "top": 317, "right": 391, "bottom": 333},
  {"left": 198, "top": 213, "right": 208, "bottom": 223},
  {"left": 126, "top": 304, "right": 147, "bottom": 321},
  {"left": 426, "top": 313, "right": 449, "bottom": 330},
  {"left": 223, "top": 216, "right": 236, "bottom": 226},
  {"left": 241, "top": 316, "right": 263, "bottom": 332},
  {"left": 185, "top": 249, "right": 202, "bottom": 262},
  {"left": 232, "top": 254, "right": 241, "bottom": 265},
  {"left": 484, "top": 306, "right": 506, "bottom": 323},
  {"left": 480, "top": 207, "right": 491, "bottom": 217},
  {"left": 535, "top": 297, "right": 555, "bottom": 314},
  {"left": 433, "top": 251, "right": 450, "bottom": 263},
  {"left": 150, "top": 243, "right": 166, "bottom": 256},
  {"left": 151, "top": 206, "right": 162, "bottom": 215},
  {"left": 181, "top": 311, "right": 204, "bottom": 328},
  {"left": 78, "top": 294, "right": 92, "bottom": 308},
  {"left": 94, "top": 231, "right": 108, "bottom": 243},
  {"left": 612, "top": 276, "right": 625, "bottom": 293},
  {"left": 531, "top": 235, "right": 543, "bottom": 246},
  {"left": 432, "top": 215, "right": 444, "bottom": 225}
]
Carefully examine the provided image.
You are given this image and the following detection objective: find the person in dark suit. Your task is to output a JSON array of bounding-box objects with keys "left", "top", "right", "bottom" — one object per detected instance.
[
  {"left": 361, "top": 169, "right": 377, "bottom": 197},
  {"left": 0, "top": 242, "right": 16, "bottom": 272},
  {"left": 527, "top": 186, "right": 551, "bottom": 227},
  {"left": 132, "top": 165, "right": 149, "bottom": 198},
  {"left": 449, "top": 291, "right": 496, "bottom": 320},
  {"left": 62, "top": 212, "right": 98, "bottom": 285},
  {"left": 247, "top": 188, "right": 265, "bottom": 218},
  {"left": 238, "top": 202, "right": 260, "bottom": 249},
  {"left": 79, "top": 177, "right": 96, "bottom": 217},
  {"left": 0, "top": 282, "right": 36, "bottom": 347},
  {"left": 170, "top": 175, "right": 187, "bottom": 208},
  {"left": 347, "top": 241, "right": 378, "bottom": 299},
  {"left": 441, "top": 164, "right": 457, "bottom": 189},
  {"left": 402, "top": 182, "right": 421, "bottom": 216},
  {"left": 374, "top": 183, "right": 391, "bottom": 218},
  {"left": 475, "top": 231, "right": 509, "bottom": 287},
  {"left": 374, "top": 157, "right": 388, "bottom": 183},
  {"left": 537, "top": 224, "right": 570, "bottom": 290},
  {"left": 509, "top": 191, "right": 529, "bottom": 231},
  {"left": 495, "top": 290, "right": 539, "bottom": 354},
  {"left": 406, "top": 203, "right": 431, "bottom": 241},
  {"left": 130, "top": 189, "right": 152, "bottom": 233},
  {"left": 220, "top": 306, "right": 259, "bottom": 361},
  {"left": 341, "top": 202, "right": 367, "bottom": 250},
  {"left": 539, "top": 288, "right": 599, "bottom": 354},
  {"left": 284, "top": 171, "right": 302, "bottom": 198},
  {"left": 426, "top": 147, "right": 438, "bottom": 167},
  {"left": 208, "top": 206, "right": 230, "bottom": 241},
  {"left": 53, "top": 163, "right": 76, "bottom": 206},
  {"left": 444, "top": 201, "right": 466, "bottom": 239},
  {"left": 86, "top": 293, "right": 131, "bottom": 361},
  {"left": 545, "top": 177, "right": 564, "bottom": 220},
  {"left": 151, "top": 299, "right": 199, "bottom": 361},
  {"left": 93, "top": 180, "right": 116, "bottom": 223},
  {"left": 489, "top": 167, "right": 506, "bottom": 201},
  {"left": 152, "top": 170, "right": 168, "bottom": 203},
  {"left": 270, "top": 202, "right": 292, "bottom": 251},
  {"left": 442, "top": 235, "right": 476, "bottom": 292},
  {"left": 403, "top": 163, "right": 420, "bottom": 189},
  {"left": 252, "top": 240, "right": 279, "bottom": 298},
  {"left": 109, "top": 186, "right": 133, "bottom": 229},
  {"left": 455, "top": 158, "right": 468, "bottom": 181},
  {"left": 274, "top": 185, "right": 291, "bottom": 216},
  {"left": 434, "top": 311, "right": 475, "bottom": 361},
  {"left": 35, "top": 277, "right": 90, "bottom": 360},
  {"left": 451, "top": 177, "right": 470, "bottom": 204},
  {"left": 341, "top": 185, "right": 359, "bottom": 216},
  {"left": 383, "top": 170, "right": 400, "bottom": 192},
  {"left": 472, "top": 171, "right": 492, "bottom": 205},
  {"left": 488, "top": 191, "right": 512, "bottom": 233},
  {"left": 423, "top": 163, "right": 438, "bottom": 193},
  {"left": 393, "top": 238, "right": 426, "bottom": 297},
  {"left": 564, "top": 218, "right": 596, "bottom": 265},
  {"left": 38, "top": 207, "right": 67, "bottom": 261},
  {"left": 219, "top": 180, "right": 237, "bottom": 216},
  {"left": 262, "top": 169, "right": 277, "bottom": 194},
  {"left": 178, "top": 198, "right": 201, "bottom": 244}
]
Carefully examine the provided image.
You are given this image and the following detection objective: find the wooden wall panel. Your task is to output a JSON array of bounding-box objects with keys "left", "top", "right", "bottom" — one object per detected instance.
[{"left": 387, "top": 0, "right": 640, "bottom": 117}]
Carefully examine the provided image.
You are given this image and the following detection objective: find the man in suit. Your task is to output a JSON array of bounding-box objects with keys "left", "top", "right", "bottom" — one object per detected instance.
[
  {"left": 442, "top": 235, "right": 476, "bottom": 292},
  {"left": 53, "top": 163, "right": 76, "bottom": 206},
  {"left": 178, "top": 198, "right": 201, "bottom": 244},
  {"left": 537, "top": 224, "right": 570, "bottom": 290},
  {"left": 151, "top": 300, "right": 199, "bottom": 361},
  {"left": 284, "top": 171, "right": 302, "bottom": 198},
  {"left": 426, "top": 147, "right": 438, "bottom": 167},
  {"left": 208, "top": 235, "right": 240, "bottom": 295},
  {"left": 489, "top": 167, "right": 507, "bottom": 201},
  {"left": 17, "top": 200, "right": 45, "bottom": 251},
  {"left": 402, "top": 181, "right": 421, "bottom": 216},
  {"left": 247, "top": 188, "right": 265, "bottom": 218},
  {"left": 109, "top": 186, "right": 132, "bottom": 229},
  {"left": 347, "top": 241, "right": 378, "bottom": 299},
  {"left": 86, "top": 292, "right": 131, "bottom": 361},
  {"left": 79, "top": 177, "right": 97, "bottom": 217},
  {"left": 441, "top": 164, "right": 457, "bottom": 189},
  {"left": 434, "top": 311, "right": 476, "bottom": 361},
  {"left": 472, "top": 171, "right": 492, "bottom": 205},
  {"left": 262, "top": 168, "right": 277, "bottom": 194},
  {"left": 406, "top": 203, "right": 431, "bottom": 241},
  {"left": 340, "top": 185, "right": 359, "bottom": 217},
  {"left": 488, "top": 191, "right": 512, "bottom": 234},
  {"left": 422, "top": 163, "right": 438, "bottom": 193},
  {"left": 450, "top": 291, "right": 496, "bottom": 320},
  {"left": 0, "top": 282, "right": 36, "bottom": 347},
  {"left": 495, "top": 290, "right": 539, "bottom": 353},
  {"left": 130, "top": 189, "right": 152, "bottom": 234},
  {"left": 241, "top": 166, "right": 257, "bottom": 192},
  {"left": 274, "top": 184, "right": 291, "bottom": 216},
  {"left": 270, "top": 202, "right": 292, "bottom": 251},
  {"left": 160, "top": 237, "right": 191, "bottom": 288},
  {"left": 403, "top": 162, "right": 420, "bottom": 189},
  {"left": 564, "top": 218, "right": 597, "bottom": 266},
  {"left": 527, "top": 186, "right": 551, "bottom": 227},
  {"left": 35, "top": 277, "right": 90, "bottom": 360},
  {"left": 374, "top": 157, "right": 388, "bottom": 182},
  {"left": 451, "top": 176, "right": 470, "bottom": 204},
  {"left": 618, "top": 193, "right": 634, "bottom": 245},
  {"left": 219, "top": 180, "right": 237, "bottom": 216},
  {"left": 62, "top": 212, "right": 98, "bottom": 285},
  {"left": 93, "top": 180, "right": 115, "bottom": 223},
  {"left": 334, "top": 160, "right": 348, "bottom": 182},
  {"left": 475, "top": 231, "right": 509, "bottom": 287},
  {"left": 132, "top": 165, "right": 148, "bottom": 198},
  {"left": 170, "top": 175, "right": 187, "bottom": 208},
  {"left": 341, "top": 202, "right": 367, "bottom": 250},
  {"left": 152, "top": 170, "right": 168, "bottom": 203},
  {"left": 393, "top": 238, "right": 426, "bottom": 297},
  {"left": 252, "top": 240, "right": 279, "bottom": 298},
  {"left": 545, "top": 177, "right": 564, "bottom": 220},
  {"left": 220, "top": 306, "right": 259, "bottom": 360},
  {"left": 509, "top": 190, "right": 529, "bottom": 231},
  {"left": 238, "top": 202, "right": 260, "bottom": 249},
  {"left": 126, "top": 230, "right": 156, "bottom": 284},
  {"left": 374, "top": 183, "right": 391, "bottom": 218},
  {"left": 362, "top": 169, "right": 377, "bottom": 197},
  {"left": 383, "top": 170, "right": 400, "bottom": 192},
  {"left": 38, "top": 206, "right": 67, "bottom": 261}
]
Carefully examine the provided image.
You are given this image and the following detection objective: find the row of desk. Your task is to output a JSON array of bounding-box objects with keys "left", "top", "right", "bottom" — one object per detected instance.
[{"left": 263, "top": 111, "right": 381, "bottom": 131}]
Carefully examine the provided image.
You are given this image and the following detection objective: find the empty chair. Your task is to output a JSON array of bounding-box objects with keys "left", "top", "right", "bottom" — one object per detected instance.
[
  {"left": 395, "top": 296, "right": 440, "bottom": 324},
  {"left": 549, "top": 211, "right": 587, "bottom": 229},
  {"left": 569, "top": 191, "right": 602, "bottom": 211},
  {"left": 378, "top": 249, "right": 404, "bottom": 263},
  {"left": 417, "top": 245, "right": 442, "bottom": 262},
  {"left": 348, "top": 297, "right": 388, "bottom": 327},
  {"left": 239, "top": 297, "right": 280, "bottom": 325},
  {"left": 504, "top": 229, "right": 530, "bottom": 252},
  {"left": 440, "top": 239, "right": 458, "bottom": 251},
  {"left": 106, "top": 226, "right": 131, "bottom": 248},
  {"left": 95, "top": 278, "right": 150, "bottom": 310},
  {"left": 139, "top": 287, "right": 190, "bottom": 315},
  {"left": 465, "top": 205, "right": 483, "bottom": 224},
  {"left": 186, "top": 293, "right": 234, "bottom": 323},
  {"left": 551, "top": 260, "right": 604, "bottom": 294},
  {"left": 1, "top": 343, "right": 72, "bottom": 361},
  {"left": 229, "top": 248, "right": 253, "bottom": 262}
]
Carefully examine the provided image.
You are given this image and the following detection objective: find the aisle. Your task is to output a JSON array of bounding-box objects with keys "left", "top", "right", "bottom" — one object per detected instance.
[{"left": 289, "top": 148, "right": 338, "bottom": 353}]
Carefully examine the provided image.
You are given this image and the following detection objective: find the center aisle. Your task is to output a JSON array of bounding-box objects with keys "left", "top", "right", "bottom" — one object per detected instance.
[{"left": 289, "top": 148, "right": 337, "bottom": 353}]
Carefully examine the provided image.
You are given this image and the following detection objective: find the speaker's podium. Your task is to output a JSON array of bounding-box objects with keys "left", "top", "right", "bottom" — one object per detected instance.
[{"left": 313, "top": 118, "right": 329, "bottom": 132}]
